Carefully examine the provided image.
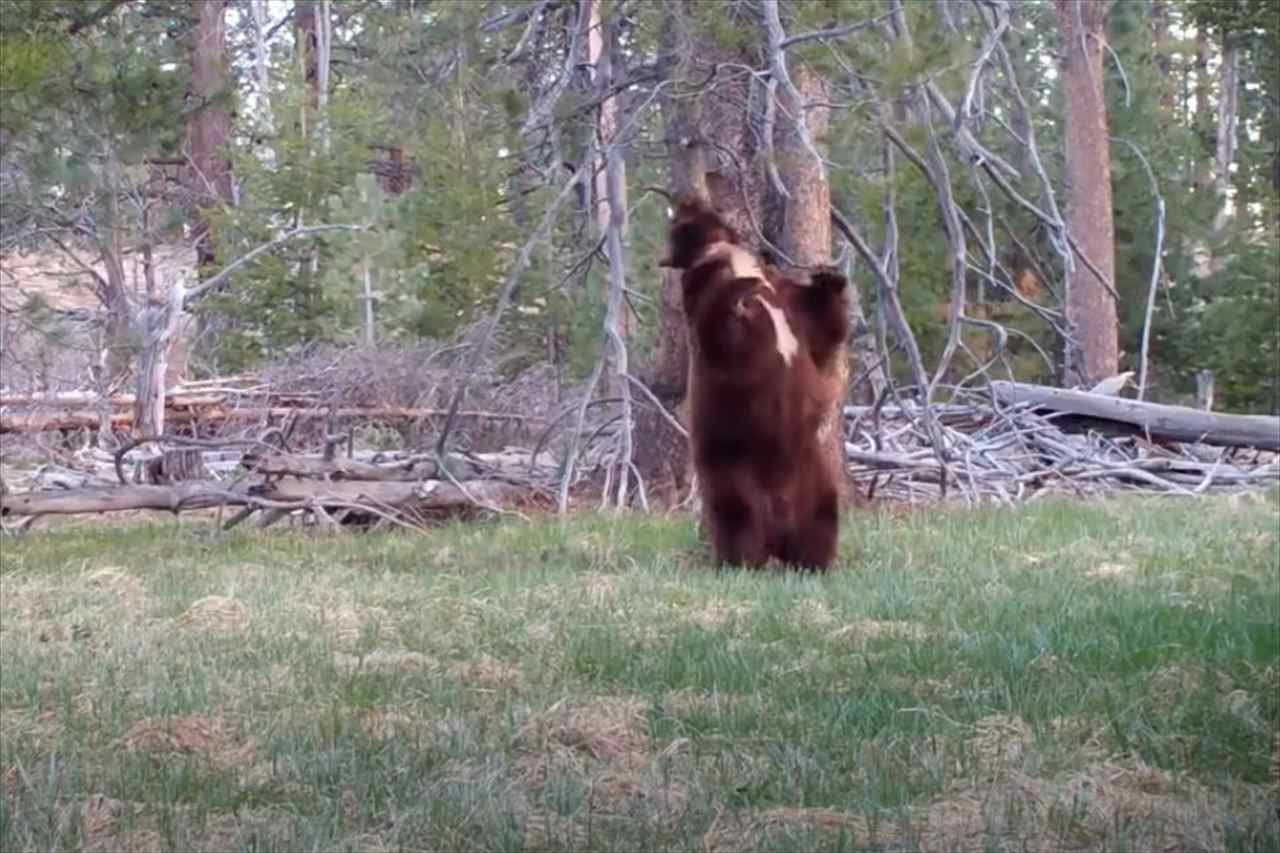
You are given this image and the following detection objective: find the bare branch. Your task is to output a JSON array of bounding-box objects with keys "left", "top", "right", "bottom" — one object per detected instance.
[
  {"left": 184, "top": 225, "right": 366, "bottom": 303},
  {"left": 780, "top": 10, "right": 897, "bottom": 50},
  {"left": 1111, "top": 137, "right": 1166, "bottom": 401}
]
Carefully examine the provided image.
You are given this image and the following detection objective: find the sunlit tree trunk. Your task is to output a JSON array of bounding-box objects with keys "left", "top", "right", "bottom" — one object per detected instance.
[
  {"left": 187, "top": 0, "right": 233, "bottom": 274},
  {"left": 1056, "top": 0, "right": 1118, "bottom": 387},
  {"left": 632, "top": 0, "right": 703, "bottom": 506},
  {"left": 767, "top": 65, "right": 850, "bottom": 504},
  {"left": 632, "top": 0, "right": 762, "bottom": 508}
]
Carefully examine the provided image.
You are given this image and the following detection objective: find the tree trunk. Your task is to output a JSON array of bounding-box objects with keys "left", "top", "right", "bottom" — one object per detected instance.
[
  {"left": 766, "top": 65, "right": 851, "bottom": 504},
  {"left": 133, "top": 283, "right": 188, "bottom": 436},
  {"left": 1213, "top": 37, "right": 1239, "bottom": 233},
  {"left": 1150, "top": 0, "right": 1175, "bottom": 117},
  {"left": 187, "top": 0, "right": 233, "bottom": 274},
  {"left": 249, "top": 0, "right": 276, "bottom": 141},
  {"left": 1057, "top": 0, "right": 1118, "bottom": 388},
  {"left": 295, "top": 0, "right": 319, "bottom": 132},
  {"left": 1194, "top": 27, "right": 1214, "bottom": 189},
  {"left": 588, "top": 0, "right": 631, "bottom": 358},
  {"left": 631, "top": 0, "right": 760, "bottom": 508}
]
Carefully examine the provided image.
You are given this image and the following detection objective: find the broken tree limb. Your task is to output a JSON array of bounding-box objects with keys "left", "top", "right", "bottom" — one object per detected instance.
[
  {"left": 240, "top": 449, "right": 540, "bottom": 482},
  {"left": 0, "top": 478, "right": 531, "bottom": 518},
  {"left": 0, "top": 483, "right": 250, "bottom": 516},
  {"left": 0, "top": 406, "right": 540, "bottom": 435},
  {"left": 989, "top": 380, "right": 1280, "bottom": 451}
]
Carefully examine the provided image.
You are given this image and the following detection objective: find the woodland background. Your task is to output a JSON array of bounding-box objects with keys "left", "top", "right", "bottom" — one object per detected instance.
[{"left": 0, "top": 0, "right": 1277, "bottom": 511}]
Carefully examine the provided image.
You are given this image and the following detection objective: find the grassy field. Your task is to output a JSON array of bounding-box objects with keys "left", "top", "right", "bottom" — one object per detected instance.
[{"left": 1, "top": 494, "right": 1277, "bottom": 852}]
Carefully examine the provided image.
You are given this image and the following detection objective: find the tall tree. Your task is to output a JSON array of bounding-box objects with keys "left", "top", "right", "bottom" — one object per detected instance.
[
  {"left": 1057, "top": 0, "right": 1118, "bottom": 386},
  {"left": 632, "top": 0, "right": 706, "bottom": 505},
  {"left": 186, "top": 0, "right": 233, "bottom": 274},
  {"left": 765, "top": 62, "right": 849, "bottom": 503}
]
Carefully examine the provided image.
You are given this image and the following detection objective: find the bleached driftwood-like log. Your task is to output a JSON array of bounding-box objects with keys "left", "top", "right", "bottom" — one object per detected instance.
[
  {"left": 0, "top": 478, "right": 530, "bottom": 518},
  {"left": 990, "top": 380, "right": 1280, "bottom": 451},
  {"left": 0, "top": 483, "right": 245, "bottom": 516},
  {"left": 0, "top": 405, "right": 538, "bottom": 434},
  {"left": 241, "top": 448, "right": 553, "bottom": 482}
]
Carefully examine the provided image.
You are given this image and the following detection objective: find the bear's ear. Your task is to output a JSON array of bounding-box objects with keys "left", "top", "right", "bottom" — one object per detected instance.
[{"left": 809, "top": 268, "right": 848, "bottom": 294}]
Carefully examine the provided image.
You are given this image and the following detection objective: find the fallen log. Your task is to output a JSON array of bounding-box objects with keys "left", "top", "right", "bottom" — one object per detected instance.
[
  {"left": 989, "top": 381, "right": 1280, "bottom": 451},
  {"left": 0, "top": 478, "right": 530, "bottom": 517},
  {"left": 241, "top": 448, "right": 554, "bottom": 482},
  {"left": 0, "top": 482, "right": 246, "bottom": 516},
  {"left": 0, "top": 406, "right": 541, "bottom": 434},
  {"left": 0, "top": 391, "right": 258, "bottom": 408}
]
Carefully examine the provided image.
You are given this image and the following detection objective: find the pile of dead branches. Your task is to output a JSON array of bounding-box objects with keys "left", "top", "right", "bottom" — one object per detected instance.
[
  {"left": 845, "top": 384, "right": 1280, "bottom": 504},
  {"left": 4, "top": 376, "right": 1277, "bottom": 533},
  {"left": 0, "top": 442, "right": 561, "bottom": 533}
]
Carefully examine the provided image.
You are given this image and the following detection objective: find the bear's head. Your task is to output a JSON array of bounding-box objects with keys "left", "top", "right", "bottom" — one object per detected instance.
[
  {"left": 659, "top": 197, "right": 740, "bottom": 269},
  {"left": 654, "top": 196, "right": 798, "bottom": 372}
]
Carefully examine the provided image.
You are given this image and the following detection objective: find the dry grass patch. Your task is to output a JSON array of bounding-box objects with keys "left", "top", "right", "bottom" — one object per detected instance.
[
  {"left": 663, "top": 688, "right": 745, "bottom": 716},
  {"left": 517, "top": 696, "right": 649, "bottom": 762},
  {"left": 788, "top": 598, "right": 836, "bottom": 629},
  {"left": 968, "top": 714, "right": 1033, "bottom": 778},
  {"left": 333, "top": 649, "right": 437, "bottom": 675},
  {"left": 1271, "top": 732, "right": 1280, "bottom": 792},
  {"left": 83, "top": 567, "right": 148, "bottom": 600},
  {"left": 514, "top": 695, "right": 690, "bottom": 839},
  {"left": 0, "top": 708, "right": 61, "bottom": 754},
  {"left": 681, "top": 598, "right": 752, "bottom": 630},
  {"left": 828, "top": 619, "right": 927, "bottom": 646},
  {"left": 703, "top": 751, "right": 1259, "bottom": 853},
  {"left": 2, "top": 765, "right": 17, "bottom": 798},
  {"left": 352, "top": 708, "right": 427, "bottom": 741},
  {"left": 176, "top": 596, "right": 248, "bottom": 635},
  {"left": 118, "top": 714, "right": 255, "bottom": 771},
  {"left": 302, "top": 603, "right": 392, "bottom": 649},
  {"left": 447, "top": 654, "right": 524, "bottom": 692},
  {"left": 1085, "top": 561, "right": 1134, "bottom": 580},
  {"left": 702, "top": 807, "right": 882, "bottom": 853},
  {"left": 914, "top": 755, "right": 1258, "bottom": 852},
  {"left": 1048, "top": 716, "right": 1112, "bottom": 760},
  {"left": 525, "top": 621, "right": 555, "bottom": 643},
  {"left": 580, "top": 573, "right": 619, "bottom": 606},
  {"left": 72, "top": 795, "right": 158, "bottom": 853}
]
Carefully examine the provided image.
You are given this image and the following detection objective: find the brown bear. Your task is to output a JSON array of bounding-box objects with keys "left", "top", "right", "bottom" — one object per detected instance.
[{"left": 658, "top": 197, "right": 848, "bottom": 571}]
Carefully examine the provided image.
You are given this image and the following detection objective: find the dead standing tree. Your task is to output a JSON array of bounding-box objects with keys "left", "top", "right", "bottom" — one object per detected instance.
[{"left": 632, "top": 0, "right": 1162, "bottom": 504}]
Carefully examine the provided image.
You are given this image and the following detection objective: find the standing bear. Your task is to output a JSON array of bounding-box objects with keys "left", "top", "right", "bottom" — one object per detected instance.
[{"left": 659, "top": 196, "right": 849, "bottom": 571}]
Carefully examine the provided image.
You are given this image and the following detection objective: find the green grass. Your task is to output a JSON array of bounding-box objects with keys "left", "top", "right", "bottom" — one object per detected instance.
[{"left": 1, "top": 494, "right": 1278, "bottom": 852}]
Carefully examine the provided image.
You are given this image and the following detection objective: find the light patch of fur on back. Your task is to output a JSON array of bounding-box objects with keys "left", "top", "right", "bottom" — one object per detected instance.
[
  {"left": 700, "top": 242, "right": 773, "bottom": 291},
  {"left": 752, "top": 294, "right": 798, "bottom": 366}
]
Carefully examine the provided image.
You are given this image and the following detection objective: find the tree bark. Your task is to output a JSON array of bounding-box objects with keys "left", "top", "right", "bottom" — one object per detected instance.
[
  {"left": 766, "top": 64, "right": 851, "bottom": 504},
  {"left": 631, "top": 0, "right": 714, "bottom": 506},
  {"left": 1056, "top": 0, "right": 1118, "bottom": 388},
  {"left": 1213, "top": 37, "right": 1239, "bottom": 233},
  {"left": 187, "top": 0, "right": 233, "bottom": 273},
  {"left": 133, "top": 282, "right": 188, "bottom": 436}
]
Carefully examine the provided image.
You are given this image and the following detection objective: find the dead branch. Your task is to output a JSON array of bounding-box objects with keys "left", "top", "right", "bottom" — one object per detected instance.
[
  {"left": 0, "top": 478, "right": 531, "bottom": 519},
  {"left": 989, "top": 381, "right": 1280, "bottom": 451},
  {"left": 0, "top": 404, "right": 542, "bottom": 435}
]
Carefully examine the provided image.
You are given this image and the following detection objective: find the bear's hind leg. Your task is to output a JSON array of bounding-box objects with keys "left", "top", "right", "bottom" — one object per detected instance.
[
  {"left": 776, "top": 486, "right": 839, "bottom": 572},
  {"left": 708, "top": 490, "right": 769, "bottom": 570}
]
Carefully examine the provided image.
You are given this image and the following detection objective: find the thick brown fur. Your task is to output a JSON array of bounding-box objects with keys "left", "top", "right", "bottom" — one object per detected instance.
[{"left": 660, "top": 197, "right": 848, "bottom": 572}]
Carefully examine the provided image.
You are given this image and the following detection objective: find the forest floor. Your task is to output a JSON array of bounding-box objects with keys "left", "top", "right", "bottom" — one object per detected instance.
[{"left": 1, "top": 494, "right": 1278, "bottom": 852}]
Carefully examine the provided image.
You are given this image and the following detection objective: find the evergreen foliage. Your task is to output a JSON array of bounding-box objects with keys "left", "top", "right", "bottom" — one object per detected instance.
[{"left": 0, "top": 0, "right": 1275, "bottom": 411}]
